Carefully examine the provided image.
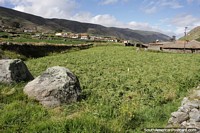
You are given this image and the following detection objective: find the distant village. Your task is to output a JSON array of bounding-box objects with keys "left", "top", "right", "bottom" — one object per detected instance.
[
  {"left": 0, "top": 24, "right": 121, "bottom": 43},
  {"left": 2, "top": 23, "right": 200, "bottom": 54},
  {"left": 54, "top": 32, "right": 120, "bottom": 42}
]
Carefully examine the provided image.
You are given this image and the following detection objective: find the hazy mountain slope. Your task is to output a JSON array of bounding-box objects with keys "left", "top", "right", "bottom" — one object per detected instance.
[{"left": 0, "top": 6, "right": 171, "bottom": 43}]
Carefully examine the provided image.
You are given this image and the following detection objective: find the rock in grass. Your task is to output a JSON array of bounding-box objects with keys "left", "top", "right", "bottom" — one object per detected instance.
[
  {"left": 24, "top": 66, "right": 81, "bottom": 108},
  {"left": 189, "top": 108, "right": 200, "bottom": 122},
  {"left": 171, "top": 112, "right": 189, "bottom": 124},
  {"left": 0, "top": 59, "right": 34, "bottom": 83}
]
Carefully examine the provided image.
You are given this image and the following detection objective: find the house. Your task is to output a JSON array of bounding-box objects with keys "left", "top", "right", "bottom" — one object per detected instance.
[
  {"left": 90, "top": 36, "right": 96, "bottom": 41},
  {"left": 62, "top": 33, "right": 69, "bottom": 38},
  {"left": 124, "top": 40, "right": 130, "bottom": 44},
  {"left": 160, "top": 40, "right": 200, "bottom": 53},
  {"left": 4, "top": 28, "right": 14, "bottom": 33},
  {"left": 23, "top": 28, "right": 36, "bottom": 33},
  {"left": 112, "top": 38, "right": 119, "bottom": 42},
  {"left": 95, "top": 36, "right": 103, "bottom": 41},
  {"left": 70, "top": 33, "right": 81, "bottom": 39},
  {"left": 32, "top": 33, "right": 41, "bottom": 38},
  {"left": 80, "top": 33, "right": 89, "bottom": 40},
  {"left": 104, "top": 37, "right": 119, "bottom": 42},
  {"left": 55, "top": 33, "right": 63, "bottom": 37}
]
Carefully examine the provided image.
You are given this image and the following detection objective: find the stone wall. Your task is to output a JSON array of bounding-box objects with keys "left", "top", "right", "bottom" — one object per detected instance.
[
  {"left": 167, "top": 89, "right": 200, "bottom": 129},
  {"left": 162, "top": 48, "right": 200, "bottom": 53},
  {"left": 0, "top": 42, "right": 93, "bottom": 58}
]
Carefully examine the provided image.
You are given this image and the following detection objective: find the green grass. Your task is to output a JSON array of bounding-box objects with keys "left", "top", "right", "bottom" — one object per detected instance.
[
  {"left": 0, "top": 32, "right": 9, "bottom": 36},
  {"left": 196, "top": 37, "right": 200, "bottom": 42},
  {"left": 2, "top": 37, "right": 91, "bottom": 45},
  {"left": 0, "top": 50, "right": 27, "bottom": 60},
  {"left": 1, "top": 46, "right": 200, "bottom": 132}
]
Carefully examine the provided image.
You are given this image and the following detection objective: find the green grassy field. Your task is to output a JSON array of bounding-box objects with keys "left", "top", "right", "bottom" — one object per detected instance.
[
  {"left": 2, "top": 37, "right": 90, "bottom": 45},
  {"left": 1, "top": 46, "right": 200, "bottom": 132},
  {"left": 0, "top": 32, "right": 91, "bottom": 45}
]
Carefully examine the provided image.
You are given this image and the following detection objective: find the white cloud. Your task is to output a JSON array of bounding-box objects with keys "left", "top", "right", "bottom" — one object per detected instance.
[
  {"left": 142, "top": 0, "right": 183, "bottom": 14},
  {"left": 72, "top": 12, "right": 161, "bottom": 33},
  {"left": 72, "top": 13, "right": 124, "bottom": 27},
  {"left": 158, "top": 15, "right": 200, "bottom": 38},
  {"left": 6, "top": 0, "right": 77, "bottom": 19},
  {"left": 187, "top": 0, "right": 200, "bottom": 3},
  {"left": 72, "top": 12, "right": 94, "bottom": 23},
  {"left": 160, "top": 1, "right": 183, "bottom": 8},
  {"left": 100, "top": 0, "right": 129, "bottom": 5},
  {"left": 144, "top": 6, "right": 157, "bottom": 14},
  {"left": 0, "top": 0, "right": 5, "bottom": 5},
  {"left": 187, "top": 0, "right": 194, "bottom": 3},
  {"left": 101, "top": 0, "right": 118, "bottom": 5},
  {"left": 170, "top": 14, "right": 200, "bottom": 27},
  {"left": 128, "top": 21, "right": 154, "bottom": 30},
  {"left": 91, "top": 14, "right": 122, "bottom": 27},
  {"left": 160, "top": 14, "right": 200, "bottom": 38}
]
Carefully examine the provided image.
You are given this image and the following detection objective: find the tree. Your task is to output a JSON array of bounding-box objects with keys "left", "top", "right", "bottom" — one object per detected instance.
[{"left": 11, "top": 22, "right": 21, "bottom": 28}]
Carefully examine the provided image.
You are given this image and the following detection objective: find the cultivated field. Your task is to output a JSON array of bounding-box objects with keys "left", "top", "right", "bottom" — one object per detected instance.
[{"left": 1, "top": 45, "right": 200, "bottom": 132}]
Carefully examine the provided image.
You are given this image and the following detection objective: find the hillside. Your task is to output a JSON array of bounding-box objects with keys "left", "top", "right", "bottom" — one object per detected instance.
[
  {"left": 0, "top": 6, "right": 171, "bottom": 43},
  {"left": 180, "top": 26, "right": 200, "bottom": 41}
]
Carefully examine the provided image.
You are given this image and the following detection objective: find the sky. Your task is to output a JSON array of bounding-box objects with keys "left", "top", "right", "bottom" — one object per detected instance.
[{"left": 0, "top": 0, "right": 200, "bottom": 38}]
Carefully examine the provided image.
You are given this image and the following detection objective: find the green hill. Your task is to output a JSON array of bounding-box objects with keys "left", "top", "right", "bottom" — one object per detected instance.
[
  {"left": 0, "top": 6, "right": 171, "bottom": 43},
  {"left": 180, "top": 26, "right": 200, "bottom": 41}
]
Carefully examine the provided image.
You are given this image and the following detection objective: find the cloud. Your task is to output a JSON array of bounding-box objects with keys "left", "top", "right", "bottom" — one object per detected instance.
[
  {"left": 100, "top": 0, "right": 129, "bottom": 5},
  {"left": 170, "top": 14, "right": 200, "bottom": 27},
  {"left": 72, "top": 12, "right": 94, "bottom": 23},
  {"left": 101, "top": 0, "right": 118, "bottom": 5},
  {"left": 4, "top": 0, "right": 77, "bottom": 19},
  {"left": 143, "top": 6, "right": 157, "bottom": 14},
  {"left": 72, "top": 12, "right": 161, "bottom": 32},
  {"left": 72, "top": 13, "right": 123, "bottom": 27},
  {"left": 91, "top": 14, "right": 123, "bottom": 27},
  {"left": 187, "top": 0, "right": 194, "bottom": 3},
  {"left": 0, "top": 0, "right": 5, "bottom": 5},
  {"left": 160, "top": 1, "right": 183, "bottom": 8},
  {"left": 187, "top": 0, "right": 200, "bottom": 3},
  {"left": 142, "top": 0, "right": 183, "bottom": 14},
  {"left": 158, "top": 15, "right": 200, "bottom": 38},
  {"left": 164, "top": 14, "right": 200, "bottom": 37},
  {"left": 128, "top": 21, "right": 154, "bottom": 30}
]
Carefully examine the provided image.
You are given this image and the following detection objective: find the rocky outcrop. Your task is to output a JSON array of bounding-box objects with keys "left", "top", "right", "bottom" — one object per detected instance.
[
  {"left": 24, "top": 66, "right": 81, "bottom": 108},
  {"left": 167, "top": 90, "right": 200, "bottom": 129},
  {"left": 0, "top": 59, "right": 34, "bottom": 83}
]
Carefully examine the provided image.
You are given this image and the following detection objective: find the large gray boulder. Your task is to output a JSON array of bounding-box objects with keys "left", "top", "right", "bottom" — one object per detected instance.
[
  {"left": 0, "top": 59, "right": 34, "bottom": 83},
  {"left": 24, "top": 66, "right": 81, "bottom": 108}
]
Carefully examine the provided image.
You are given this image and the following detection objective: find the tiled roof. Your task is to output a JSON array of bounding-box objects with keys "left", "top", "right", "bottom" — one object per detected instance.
[{"left": 161, "top": 40, "right": 200, "bottom": 49}]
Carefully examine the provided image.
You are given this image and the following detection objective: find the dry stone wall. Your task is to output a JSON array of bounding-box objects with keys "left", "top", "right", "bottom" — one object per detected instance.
[{"left": 167, "top": 89, "right": 200, "bottom": 131}]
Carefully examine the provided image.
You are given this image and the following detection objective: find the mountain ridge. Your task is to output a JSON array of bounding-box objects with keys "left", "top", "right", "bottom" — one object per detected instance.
[{"left": 0, "top": 6, "right": 171, "bottom": 43}]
